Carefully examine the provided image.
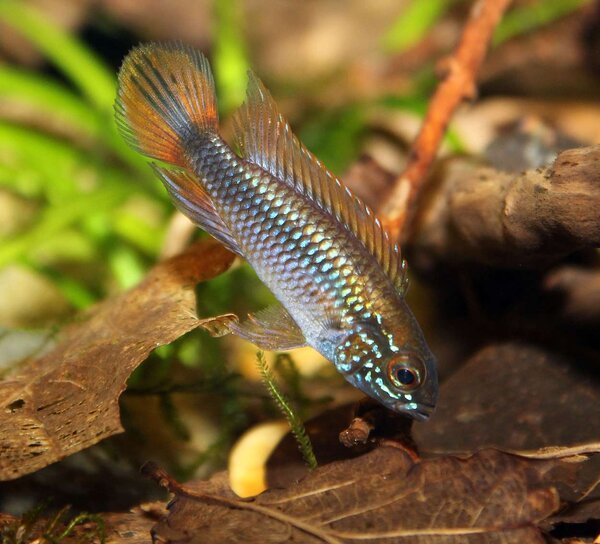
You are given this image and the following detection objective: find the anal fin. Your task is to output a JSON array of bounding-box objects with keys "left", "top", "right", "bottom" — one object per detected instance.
[
  {"left": 229, "top": 304, "right": 306, "bottom": 351},
  {"left": 153, "top": 165, "right": 242, "bottom": 256}
]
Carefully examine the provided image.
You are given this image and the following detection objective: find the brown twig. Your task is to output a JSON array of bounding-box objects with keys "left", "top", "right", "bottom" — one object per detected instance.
[
  {"left": 382, "top": 0, "right": 513, "bottom": 241},
  {"left": 339, "top": 398, "right": 417, "bottom": 455},
  {"left": 339, "top": 417, "right": 375, "bottom": 447}
]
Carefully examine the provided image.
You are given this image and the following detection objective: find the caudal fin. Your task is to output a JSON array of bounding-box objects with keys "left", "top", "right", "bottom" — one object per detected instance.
[{"left": 114, "top": 43, "right": 218, "bottom": 167}]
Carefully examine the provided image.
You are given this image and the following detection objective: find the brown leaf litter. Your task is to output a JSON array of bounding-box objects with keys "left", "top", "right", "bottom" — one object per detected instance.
[
  {"left": 146, "top": 445, "right": 590, "bottom": 544},
  {"left": 0, "top": 239, "right": 235, "bottom": 481}
]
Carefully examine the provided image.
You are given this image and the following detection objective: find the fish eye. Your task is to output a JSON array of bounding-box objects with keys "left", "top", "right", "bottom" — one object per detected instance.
[{"left": 387, "top": 354, "right": 424, "bottom": 392}]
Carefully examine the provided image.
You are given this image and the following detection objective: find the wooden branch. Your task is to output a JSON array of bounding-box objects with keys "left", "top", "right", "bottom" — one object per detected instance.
[
  {"left": 411, "top": 145, "right": 600, "bottom": 268},
  {"left": 382, "top": 0, "right": 513, "bottom": 241}
]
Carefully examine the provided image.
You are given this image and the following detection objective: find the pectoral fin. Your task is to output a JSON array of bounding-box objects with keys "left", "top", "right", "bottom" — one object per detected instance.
[
  {"left": 198, "top": 313, "right": 239, "bottom": 337},
  {"left": 229, "top": 304, "right": 306, "bottom": 351}
]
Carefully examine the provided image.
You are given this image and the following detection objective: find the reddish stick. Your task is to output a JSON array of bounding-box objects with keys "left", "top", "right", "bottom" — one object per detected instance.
[{"left": 382, "top": 0, "right": 513, "bottom": 241}]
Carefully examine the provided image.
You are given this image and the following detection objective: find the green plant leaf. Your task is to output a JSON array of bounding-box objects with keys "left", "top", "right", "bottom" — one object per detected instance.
[
  {"left": 0, "top": 0, "right": 116, "bottom": 112},
  {"left": 382, "top": 0, "right": 456, "bottom": 53},
  {"left": 300, "top": 105, "right": 366, "bottom": 175},
  {"left": 107, "top": 243, "right": 147, "bottom": 289},
  {"left": 0, "top": 187, "right": 129, "bottom": 268},
  {"left": 0, "top": 66, "right": 104, "bottom": 138},
  {"left": 0, "top": 122, "right": 95, "bottom": 200},
  {"left": 26, "top": 261, "right": 98, "bottom": 309},
  {"left": 0, "top": 66, "right": 155, "bottom": 180},
  {"left": 213, "top": 0, "right": 249, "bottom": 114},
  {"left": 494, "top": 0, "right": 594, "bottom": 45}
]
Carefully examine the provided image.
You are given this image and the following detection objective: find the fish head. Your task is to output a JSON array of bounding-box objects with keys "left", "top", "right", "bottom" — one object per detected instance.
[{"left": 333, "top": 312, "right": 437, "bottom": 421}]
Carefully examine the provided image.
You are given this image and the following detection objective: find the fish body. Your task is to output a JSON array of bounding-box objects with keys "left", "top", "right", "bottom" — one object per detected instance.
[{"left": 115, "top": 43, "right": 437, "bottom": 420}]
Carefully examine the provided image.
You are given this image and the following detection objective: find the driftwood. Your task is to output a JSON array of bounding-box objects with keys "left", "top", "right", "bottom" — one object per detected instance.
[
  {"left": 544, "top": 265, "right": 600, "bottom": 322},
  {"left": 410, "top": 145, "right": 600, "bottom": 268}
]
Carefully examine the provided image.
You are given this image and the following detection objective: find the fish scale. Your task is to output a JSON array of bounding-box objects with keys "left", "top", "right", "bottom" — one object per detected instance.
[
  {"left": 115, "top": 42, "right": 438, "bottom": 420},
  {"left": 195, "top": 140, "right": 385, "bottom": 337}
]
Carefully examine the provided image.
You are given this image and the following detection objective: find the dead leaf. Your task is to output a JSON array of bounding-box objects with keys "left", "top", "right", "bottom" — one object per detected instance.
[
  {"left": 544, "top": 498, "right": 600, "bottom": 531},
  {"left": 104, "top": 504, "right": 167, "bottom": 544},
  {"left": 414, "top": 342, "right": 600, "bottom": 457},
  {"left": 415, "top": 342, "right": 600, "bottom": 513},
  {"left": 148, "top": 446, "right": 583, "bottom": 544},
  {"left": 0, "top": 239, "right": 235, "bottom": 481}
]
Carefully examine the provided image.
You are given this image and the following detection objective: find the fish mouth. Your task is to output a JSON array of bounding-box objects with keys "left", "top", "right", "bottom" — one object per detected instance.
[{"left": 394, "top": 402, "right": 435, "bottom": 422}]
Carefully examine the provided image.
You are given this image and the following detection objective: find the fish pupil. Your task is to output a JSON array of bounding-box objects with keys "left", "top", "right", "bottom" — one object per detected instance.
[{"left": 395, "top": 367, "right": 416, "bottom": 386}]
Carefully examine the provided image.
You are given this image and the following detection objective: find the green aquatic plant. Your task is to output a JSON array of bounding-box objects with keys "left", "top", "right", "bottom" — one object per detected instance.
[
  {"left": 256, "top": 351, "right": 317, "bottom": 470},
  {"left": 0, "top": 503, "right": 106, "bottom": 544},
  {"left": 0, "top": 1, "right": 165, "bottom": 303}
]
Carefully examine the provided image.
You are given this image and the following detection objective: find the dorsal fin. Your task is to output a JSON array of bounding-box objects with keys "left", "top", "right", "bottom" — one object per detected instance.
[{"left": 232, "top": 73, "right": 407, "bottom": 292}]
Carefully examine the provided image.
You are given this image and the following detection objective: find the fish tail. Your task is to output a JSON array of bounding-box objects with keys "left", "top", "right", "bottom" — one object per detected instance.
[{"left": 114, "top": 42, "right": 218, "bottom": 167}]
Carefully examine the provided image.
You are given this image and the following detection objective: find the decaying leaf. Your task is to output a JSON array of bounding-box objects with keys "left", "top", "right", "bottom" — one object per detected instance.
[
  {"left": 103, "top": 504, "right": 168, "bottom": 544},
  {"left": 0, "top": 239, "right": 235, "bottom": 481},
  {"left": 414, "top": 341, "right": 600, "bottom": 517},
  {"left": 414, "top": 342, "right": 600, "bottom": 457},
  {"left": 148, "top": 446, "right": 585, "bottom": 544}
]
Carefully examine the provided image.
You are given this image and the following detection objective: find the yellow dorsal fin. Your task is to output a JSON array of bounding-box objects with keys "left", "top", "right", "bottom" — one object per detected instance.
[{"left": 232, "top": 73, "right": 407, "bottom": 292}]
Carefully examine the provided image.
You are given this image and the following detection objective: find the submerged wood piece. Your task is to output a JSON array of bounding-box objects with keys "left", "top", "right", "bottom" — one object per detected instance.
[
  {"left": 412, "top": 145, "right": 600, "bottom": 267},
  {"left": 0, "top": 239, "right": 234, "bottom": 481},
  {"left": 544, "top": 265, "right": 600, "bottom": 323}
]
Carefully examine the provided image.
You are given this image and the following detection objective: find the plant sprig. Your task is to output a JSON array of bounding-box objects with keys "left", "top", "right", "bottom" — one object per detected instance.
[{"left": 256, "top": 351, "right": 317, "bottom": 470}]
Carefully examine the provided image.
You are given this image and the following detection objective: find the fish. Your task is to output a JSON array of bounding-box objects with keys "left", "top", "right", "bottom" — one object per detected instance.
[{"left": 114, "top": 43, "right": 438, "bottom": 420}]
